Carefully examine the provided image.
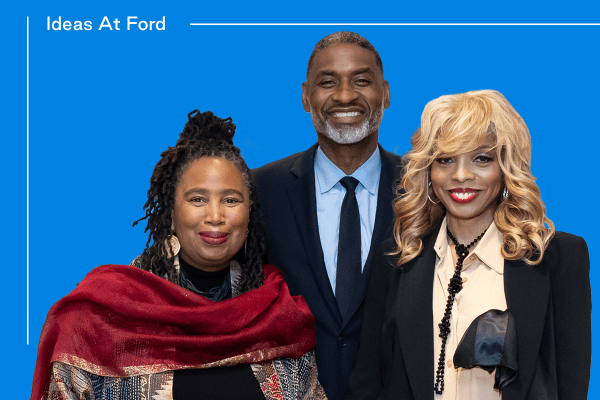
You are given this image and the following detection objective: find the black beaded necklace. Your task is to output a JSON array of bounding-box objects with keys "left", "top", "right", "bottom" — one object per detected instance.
[{"left": 433, "top": 226, "right": 488, "bottom": 395}]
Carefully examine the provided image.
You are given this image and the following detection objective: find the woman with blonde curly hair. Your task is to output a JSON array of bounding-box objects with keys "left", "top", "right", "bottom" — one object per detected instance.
[{"left": 346, "top": 90, "right": 590, "bottom": 400}]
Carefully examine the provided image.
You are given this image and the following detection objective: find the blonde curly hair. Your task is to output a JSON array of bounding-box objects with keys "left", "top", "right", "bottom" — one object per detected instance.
[{"left": 392, "top": 90, "right": 554, "bottom": 266}]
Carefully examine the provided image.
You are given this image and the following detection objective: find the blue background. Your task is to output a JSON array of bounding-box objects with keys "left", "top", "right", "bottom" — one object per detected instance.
[{"left": 5, "top": 0, "right": 599, "bottom": 396}]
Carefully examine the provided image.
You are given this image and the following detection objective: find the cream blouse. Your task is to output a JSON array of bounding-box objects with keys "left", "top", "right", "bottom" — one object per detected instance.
[{"left": 433, "top": 218, "right": 507, "bottom": 400}]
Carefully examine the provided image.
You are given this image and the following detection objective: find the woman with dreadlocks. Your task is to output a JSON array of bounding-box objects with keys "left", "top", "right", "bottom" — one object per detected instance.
[{"left": 32, "top": 110, "right": 326, "bottom": 399}]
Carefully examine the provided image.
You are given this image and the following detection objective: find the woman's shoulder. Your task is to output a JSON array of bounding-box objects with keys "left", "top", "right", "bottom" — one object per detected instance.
[
  {"left": 551, "top": 230, "right": 587, "bottom": 244},
  {"left": 546, "top": 231, "right": 588, "bottom": 257},
  {"left": 540, "top": 231, "right": 590, "bottom": 277}
]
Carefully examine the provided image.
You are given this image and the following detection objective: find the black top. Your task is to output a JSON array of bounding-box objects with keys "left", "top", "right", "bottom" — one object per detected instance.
[
  {"left": 173, "top": 256, "right": 264, "bottom": 400},
  {"left": 173, "top": 364, "right": 264, "bottom": 400},
  {"left": 179, "top": 255, "right": 232, "bottom": 296}
]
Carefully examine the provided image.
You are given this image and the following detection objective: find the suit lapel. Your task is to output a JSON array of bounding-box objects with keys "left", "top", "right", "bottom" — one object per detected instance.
[
  {"left": 342, "top": 146, "right": 400, "bottom": 325},
  {"left": 397, "top": 226, "right": 439, "bottom": 400},
  {"left": 502, "top": 258, "right": 550, "bottom": 400},
  {"left": 286, "top": 144, "right": 343, "bottom": 324}
]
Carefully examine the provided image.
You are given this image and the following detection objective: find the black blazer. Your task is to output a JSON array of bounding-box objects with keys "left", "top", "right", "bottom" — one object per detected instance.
[
  {"left": 345, "top": 225, "right": 591, "bottom": 400},
  {"left": 253, "top": 143, "right": 403, "bottom": 400}
]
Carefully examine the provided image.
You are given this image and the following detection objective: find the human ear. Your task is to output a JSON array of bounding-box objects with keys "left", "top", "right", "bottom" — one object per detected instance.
[
  {"left": 302, "top": 82, "right": 310, "bottom": 113},
  {"left": 383, "top": 80, "right": 390, "bottom": 109}
]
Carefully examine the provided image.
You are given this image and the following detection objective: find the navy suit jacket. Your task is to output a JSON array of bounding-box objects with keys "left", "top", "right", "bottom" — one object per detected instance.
[
  {"left": 346, "top": 225, "right": 591, "bottom": 400},
  {"left": 252, "top": 143, "right": 403, "bottom": 400}
]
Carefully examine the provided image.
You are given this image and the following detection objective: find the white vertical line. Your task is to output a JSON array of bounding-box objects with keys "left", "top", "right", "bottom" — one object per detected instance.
[{"left": 27, "top": 16, "right": 30, "bottom": 345}]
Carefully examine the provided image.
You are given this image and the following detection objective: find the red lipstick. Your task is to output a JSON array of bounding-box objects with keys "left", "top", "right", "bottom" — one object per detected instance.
[
  {"left": 448, "top": 188, "right": 479, "bottom": 203},
  {"left": 199, "top": 232, "right": 228, "bottom": 245}
]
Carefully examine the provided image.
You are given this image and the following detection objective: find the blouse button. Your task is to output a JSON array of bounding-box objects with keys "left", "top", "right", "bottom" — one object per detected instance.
[{"left": 447, "top": 360, "right": 453, "bottom": 368}]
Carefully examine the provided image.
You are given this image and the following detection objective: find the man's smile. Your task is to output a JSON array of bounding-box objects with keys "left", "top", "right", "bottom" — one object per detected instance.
[
  {"left": 326, "top": 106, "right": 367, "bottom": 123},
  {"left": 332, "top": 111, "right": 361, "bottom": 118}
]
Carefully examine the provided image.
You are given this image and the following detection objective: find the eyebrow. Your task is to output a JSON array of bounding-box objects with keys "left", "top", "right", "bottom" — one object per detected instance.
[
  {"left": 316, "top": 70, "right": 337, "bottom": 77},
  {"left": 353, "top": 68, "right": 372, "bottom": 75},
  {"left": 436, "top": 146, "right": 495, "bottom": 158},
  {"left": 183, "top": 188, "right": 245, "bottom": 199},
  {"left": 221, "top": 189, "right": 245, "bottom": 199}
]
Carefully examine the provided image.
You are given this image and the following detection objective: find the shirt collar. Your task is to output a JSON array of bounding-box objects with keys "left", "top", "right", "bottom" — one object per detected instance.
[
  {"left": 314, "top": 146, "right": 381, "bottom": 194},
  {"left": 434, "top": 217, "right": 504, "bottom": 275}
]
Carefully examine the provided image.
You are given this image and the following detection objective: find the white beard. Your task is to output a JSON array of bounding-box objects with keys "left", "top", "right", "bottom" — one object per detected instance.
[{"left": 310, "top": 101, "right": 385, "bottom": 145}]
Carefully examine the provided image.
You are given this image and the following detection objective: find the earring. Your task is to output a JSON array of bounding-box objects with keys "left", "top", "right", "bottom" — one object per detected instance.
[
  {"left": 164, "top": 235, "right": 180, "bottom": 258},
  {"left": 428, "top": 181, "right": 440, "bottom": 205},
  {"left": 244, "top": 229, "right": 249, "bottom": 257},
  {"left": 502, "top": 188, "right": 509, "bottom": 200}
]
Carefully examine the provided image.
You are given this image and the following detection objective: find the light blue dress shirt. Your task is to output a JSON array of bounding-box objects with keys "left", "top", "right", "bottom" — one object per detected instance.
[{"left": 314, "top": 146, "right": 382, "bottom": 294}]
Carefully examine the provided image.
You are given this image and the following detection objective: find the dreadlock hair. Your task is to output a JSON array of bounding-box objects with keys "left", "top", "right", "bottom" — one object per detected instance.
[{"left": 133, "top": 110, "right": 266, "bottom": 293}]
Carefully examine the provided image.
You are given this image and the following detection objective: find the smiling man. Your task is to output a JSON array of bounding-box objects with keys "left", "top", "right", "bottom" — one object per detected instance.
[{"left": 253, "top": 32, "right": 403, "bottom": 400}]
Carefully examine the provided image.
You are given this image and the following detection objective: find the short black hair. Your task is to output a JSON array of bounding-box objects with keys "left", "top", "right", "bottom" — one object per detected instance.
[{"left": 307, "top": 31, "right": 384, "bottom": 77}]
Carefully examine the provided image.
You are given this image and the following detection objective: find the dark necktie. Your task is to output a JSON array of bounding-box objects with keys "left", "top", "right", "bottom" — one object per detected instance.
[{"left": 336, "top": 176, "right": 361, "bottom": 320}]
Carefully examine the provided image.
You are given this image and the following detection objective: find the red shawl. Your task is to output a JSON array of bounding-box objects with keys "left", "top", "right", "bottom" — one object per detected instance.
[{"left": 31, "top": 264, "right": 315, "bottom": 399}]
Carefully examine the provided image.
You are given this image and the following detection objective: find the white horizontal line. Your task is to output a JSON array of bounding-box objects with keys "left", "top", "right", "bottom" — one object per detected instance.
[{"left": 190, "top": 23, "right": 600, "bottom": 26}]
